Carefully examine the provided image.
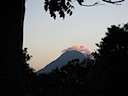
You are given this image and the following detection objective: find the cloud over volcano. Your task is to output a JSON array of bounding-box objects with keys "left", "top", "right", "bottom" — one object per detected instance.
[{"left": 62, "top": 45, "right": 91, "bottom": 55}]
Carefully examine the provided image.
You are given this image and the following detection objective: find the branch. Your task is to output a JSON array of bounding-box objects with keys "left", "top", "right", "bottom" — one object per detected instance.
[
  {"left": 79, "top": 0, "right": 125, "bottom": 7},
  {"left": 81, "top": 2, "right": 104, "bottom": 7},
  {"left": 102, "top": 0, "right": 125, "bottom": 5}
]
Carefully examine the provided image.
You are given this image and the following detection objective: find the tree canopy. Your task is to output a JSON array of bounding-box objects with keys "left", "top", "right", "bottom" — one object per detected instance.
[
  {"left": 0, "top": 0, "right": 126, "bottom": 95},
  {"left": 44, "top": 0, "right": 125, "bottom": 19},
  {"left": 91, "top": 23, "right": 128, "bottom": 95}
]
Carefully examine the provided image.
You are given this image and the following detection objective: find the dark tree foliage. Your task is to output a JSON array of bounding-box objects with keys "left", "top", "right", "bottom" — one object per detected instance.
[
  {"left": 21, "top": 48, "right": 36, "bottom": 95},
  {"left": 90, "top": 23, "right": 128, "bottom": 95},
  {"left": 0, "top": 0, "right": 25, "bottom": 95},
  {"left": 0, "top": 0, "right": 125, "bottom": 95},
  {"left": 0, "top": 48, "right": 35, "bottom": 96},
  {"left": 44, "top": 0, "right": 125, "bottom": 19},
  {"left": 35, "top": 58, "right": 94, "bottom": 96}
]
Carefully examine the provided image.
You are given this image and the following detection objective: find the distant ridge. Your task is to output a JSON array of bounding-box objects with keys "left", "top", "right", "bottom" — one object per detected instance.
[{"left": 37, "top": 50, "right": 88, "bottom": 74}]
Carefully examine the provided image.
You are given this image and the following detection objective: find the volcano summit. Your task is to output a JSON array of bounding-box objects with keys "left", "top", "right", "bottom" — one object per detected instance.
[{"left": 37, "top": 50, "right": 89, "bottom": 74}]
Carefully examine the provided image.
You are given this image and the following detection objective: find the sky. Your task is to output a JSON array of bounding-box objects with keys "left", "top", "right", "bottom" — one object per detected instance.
[{"left": 23, "top": 0, "right": 128, "bottom": 71}]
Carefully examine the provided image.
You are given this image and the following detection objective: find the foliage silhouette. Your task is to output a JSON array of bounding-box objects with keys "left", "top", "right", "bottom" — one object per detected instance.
[
  {"left": 0, "top": 48, "right": 35, "bottom": 96},
  {"left": 0, "top": 0, "right": 25, "bottom": 95},
  {"left": 21, "top": 48, "right": 36, "bottom": 95},
  {"left": 35, "top": 57, "right": 94, "bottom": 96},
  {"left": 0, "top": 0, "right": 125, "bottom": 95},
  {"left": 22, "top": 23, "right": 128, "bottom": 96},
  {"left": 21, "top": 23, "right": 128, "bottom": 96},
  {"left": 90, "top": 23, "right": 128, "bottom": 95},
  {"left": 44, "top": 0, "right": 125, "bottom": 19}
]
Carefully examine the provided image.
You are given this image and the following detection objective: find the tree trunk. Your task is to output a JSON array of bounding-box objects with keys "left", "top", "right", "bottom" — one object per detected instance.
[{"left": 0, "top": 0, "right": 25, "bottom": 95}]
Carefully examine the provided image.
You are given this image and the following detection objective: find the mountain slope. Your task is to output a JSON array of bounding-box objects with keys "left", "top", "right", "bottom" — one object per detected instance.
[{"left": 37, "top": 50, "right": 87, "bottom": 74}]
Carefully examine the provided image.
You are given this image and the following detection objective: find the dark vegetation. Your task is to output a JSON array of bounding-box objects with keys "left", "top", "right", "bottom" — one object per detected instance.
[
  {"left": 0, "top": 0, "right": 126, "bottom": 96},
  {"left": 44, "top": 0, "right": 125, "bottom": 19},
  {"left": 28, "top": 23, "right": 128, "bottom": 96},
  {"left": 31, "top": 23, "right": 128, "bottom": 96},
  {"left": 2, "top": 23, "right": 128, "bottom": 96}
]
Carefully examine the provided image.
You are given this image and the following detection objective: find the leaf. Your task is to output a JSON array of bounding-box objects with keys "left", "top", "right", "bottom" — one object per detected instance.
[
  {"left": 59, "top": 11, "right": 65, "bottom": 18},
  {"left": 63, "top": 5, "right": 68, "bottom": 11},
  {"left": 44, "top": 4, "right": 48, "bottom": 11},
  {"left": 77, "top": 0, "right": 84, "bottom": 5},
  {"left": 67, "top": 9, "right": 71, "bottom": 14},
  {"left": 67, "top": 2, "right": 70, "bottom": 6},
  {"left": 69, "top": 11, "right": 72, "bottom": 16},
  {"left": 50, "top": 11, "right": 56, "bottom": 19}
]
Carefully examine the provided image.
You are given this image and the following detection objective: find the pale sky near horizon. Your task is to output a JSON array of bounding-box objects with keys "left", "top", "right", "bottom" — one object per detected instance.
[{"left": 23, "top": 0, "right": 128, "bottom": 71}]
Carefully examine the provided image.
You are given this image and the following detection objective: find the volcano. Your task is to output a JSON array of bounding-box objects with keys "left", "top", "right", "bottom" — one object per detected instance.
[{"left": 37, "top": 50, "right": 88, "bottom": 74}]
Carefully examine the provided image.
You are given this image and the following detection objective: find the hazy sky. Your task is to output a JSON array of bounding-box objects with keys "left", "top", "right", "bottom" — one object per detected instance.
[{"left": 23, "top": 0, "right": 128, "bottom": 71}]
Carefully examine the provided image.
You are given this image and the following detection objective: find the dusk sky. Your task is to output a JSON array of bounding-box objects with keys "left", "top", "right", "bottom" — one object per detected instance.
[{"left": 23, "top": 0, "right": 128, "bottom": 71}]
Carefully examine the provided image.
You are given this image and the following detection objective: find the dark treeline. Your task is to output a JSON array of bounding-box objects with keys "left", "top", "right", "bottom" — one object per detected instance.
[
  {"left": 35, "top": 59, "right": 93, "bottom": 96},
  {"left": 1, "top": 23, "right": 128, "bottom": 96},
  {"left": 0, "top": 0, "right": 125, "bottom": 96},
  {"left": 22, "top": 23, "right": 128, "bottom": 96}
]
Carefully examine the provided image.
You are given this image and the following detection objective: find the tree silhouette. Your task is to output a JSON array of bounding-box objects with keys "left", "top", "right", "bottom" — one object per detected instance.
[
  {"left": 90, "top": 23, "right": 128, "bottom": 95},
  {"left": 0, "top": 0, "right": 25, "bottom": 95},
  {"left": 20, "top": 48, "right": 36, "bottom": 96},
  {"left": 0, "top": 48, "right": 35, "bottom": 96},
  {"left": 44, "top": 0, "right": 125, "bottom": 19},
  {"left": 0, "top": 0, "right": 125, "bottom": 95},
  {"left": 35, "top": 57, "right": 95, "bottom": 96}
]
